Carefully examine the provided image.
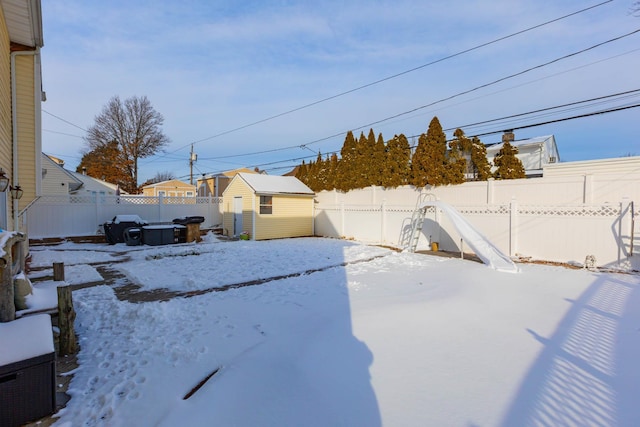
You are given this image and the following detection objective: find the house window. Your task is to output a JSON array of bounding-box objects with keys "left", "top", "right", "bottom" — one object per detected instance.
[
  {"left": 186, "top": 191, "right": 194, "bottom": 197},
  {"left": 260, "top": 196, "right": 272, "bottom": 214}
]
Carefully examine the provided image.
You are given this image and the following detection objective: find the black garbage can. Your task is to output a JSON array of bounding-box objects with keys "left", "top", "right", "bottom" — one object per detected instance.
[
  {"left": 124, "top": 227, "right": 142, "bottom": 246},
  {"left": 104, "top": 215, "right": 148, "bottom": 244}
]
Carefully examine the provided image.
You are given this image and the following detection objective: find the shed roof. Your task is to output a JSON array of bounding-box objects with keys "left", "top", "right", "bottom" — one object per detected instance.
[{"left": 237, "top": 173, "right": 314, "bottom": 195}]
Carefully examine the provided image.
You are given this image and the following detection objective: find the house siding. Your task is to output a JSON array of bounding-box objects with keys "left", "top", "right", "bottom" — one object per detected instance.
[
  {"left": 41, "top": 155, "right": 78, "bottom": 195},
  {"left": 0, "top": 10, "right": 10, "bottom": 172},
  {"left": 0, "top": 11, "right": 11, "bottom": 229},
  {"left": 254, "top": 194, "right": 314, "bottom": 240},
  {"left": 142, "top": 180, "right": 195, "bottom": 197},
  {"left": 222, "top": 177, "right": 254, "bottom": 237},
  {"left": 15, "top": 54, "right": 36, "bottom": 212}
]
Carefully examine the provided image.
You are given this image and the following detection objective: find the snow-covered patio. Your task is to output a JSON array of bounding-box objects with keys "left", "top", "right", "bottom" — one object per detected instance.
[{"left": 22, "top": 236, "right": 640, "bottom": 426}]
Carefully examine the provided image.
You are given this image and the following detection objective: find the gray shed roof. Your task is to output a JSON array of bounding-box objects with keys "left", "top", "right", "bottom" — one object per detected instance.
[{"left": 237, "top": 173, "right": 314, "bottom": 195}]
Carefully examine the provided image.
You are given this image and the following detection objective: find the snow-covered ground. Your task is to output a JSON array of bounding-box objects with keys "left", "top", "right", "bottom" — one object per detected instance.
[{"left": 22, "top": 235, "right": 640, "bottom": 426}]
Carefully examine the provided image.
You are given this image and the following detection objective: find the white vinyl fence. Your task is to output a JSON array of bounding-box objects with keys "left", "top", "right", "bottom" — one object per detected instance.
[
  {"left": 25, "top": 195, "right": 223, "bottom": 239},
  {"left": 20, "top": 157, "right": 640, "bottom": 271},
  {"left": 314, "top": 180, "right": 639, "bottom": 271}
]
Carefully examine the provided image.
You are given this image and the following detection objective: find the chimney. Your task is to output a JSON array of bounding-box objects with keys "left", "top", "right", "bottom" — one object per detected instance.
[{"left": 502, "top": 130, "right": 514, "bottom": 144}]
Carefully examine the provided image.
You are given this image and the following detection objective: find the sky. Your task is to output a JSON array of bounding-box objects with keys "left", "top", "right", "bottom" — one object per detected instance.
[
  {"left": 39, "top": 0, "right": 640, "bottom": 184},
  {"left": 14, "top": 237, "right": 640, "bottom": 425}
]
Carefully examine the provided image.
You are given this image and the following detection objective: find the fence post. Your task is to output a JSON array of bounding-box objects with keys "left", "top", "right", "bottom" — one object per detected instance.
[
  {"left": 208, "top": 194, "right": 213, "bottom": 228},
  {"left": 53, "top": 262, "right": 65, "bottom": 281},
  {"left": 95, "top": 193, "right": 101, "bottom": 232},
  {"left": 381, "top": 199, "right": 387, "bottom": 244},
  {"left": 619, "top": 198, "right": 632, "bottom": 265},
  {"left": 158, "top": 193, "right": 164, "bottom": 222},
  {"left": 487, "top": 178, "right": 495, "bottom": 205},
  {"left": 340, "top": 201, "right": 345, "bottom": 237},
  {"left": 510, "top": 198, "right": 518, "bottom": 257},
  {"left": 57, "top": 286, "right": 78, "bottom": 356},
  {"left": 583, "top": 175, "right": 593, "bottom": 204}
]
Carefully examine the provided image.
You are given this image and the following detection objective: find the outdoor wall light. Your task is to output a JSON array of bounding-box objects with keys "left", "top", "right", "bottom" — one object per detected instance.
[
  {"left": 10, "top": 185, "right": 23, "bottom": 200},
  {"left": 0, "top": 169, "right": 8, "bottom": 192},
  {"left": 0, "top": 168, "right": 24, "bottom": 199}
]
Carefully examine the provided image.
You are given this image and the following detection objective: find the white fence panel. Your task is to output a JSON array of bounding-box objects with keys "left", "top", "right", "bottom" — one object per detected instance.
[
  {"left": 25, "top": 195, "right": 223, "bottom": 239},
  {"left": 314, "top": 199, "right": 637, "bottom": 270}
]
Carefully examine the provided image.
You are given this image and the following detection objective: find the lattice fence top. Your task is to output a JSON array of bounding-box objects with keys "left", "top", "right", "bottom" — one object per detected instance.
[
  {"left": 456, "top": 205, "right": 510, "bottom": 215},
  {"left": 33, "top": 195, "right": 222, "bottom": 206},
  {"left": 518, "top": 204, "right": 621, "bottom": 217},
  {"left": 315, "top": 203, "right": 624, "bottom": 218}
]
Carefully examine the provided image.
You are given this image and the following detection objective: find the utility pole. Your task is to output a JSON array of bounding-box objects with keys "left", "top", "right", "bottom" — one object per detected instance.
[{"left": 189, "top": 144, "right": 197, "bottom": 185}]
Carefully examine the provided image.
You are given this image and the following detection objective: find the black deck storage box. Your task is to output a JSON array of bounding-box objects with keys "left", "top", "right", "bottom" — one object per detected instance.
[
  {"left": 172, "top": 216, "right": 205, "bottom": 225},
  {"left": 0, "top": 352, "right": 55, "bottom": 426},
  {"left": 141, "top": 225, "right": 186, "bottom": 246},
  {"left": 104, "top": 215, "right": 148, "bottom": 244},
  {"left": 173, "top": 217, "right": 205, "bottom": 242},
  {"left": 0, "top": 315, "right": 55, "bottom": 427}
]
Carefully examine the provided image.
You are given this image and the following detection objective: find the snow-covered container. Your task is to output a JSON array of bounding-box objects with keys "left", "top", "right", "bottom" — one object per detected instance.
[{"left": 0, "top": 314, "right": 55, "bottom": 425}]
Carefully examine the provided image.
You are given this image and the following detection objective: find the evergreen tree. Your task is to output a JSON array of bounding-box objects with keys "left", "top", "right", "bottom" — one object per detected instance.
[
  {"left": 373, "top": 133, "right": 387, "bottom": 186},
  {"left": 470, "top": 136, "right": 492, "bottom": 181},
  {"left": 411, "top": 117, "right": 448, "bottom": 187},
  {"left": 326, "top": 153, "right": 339, "bottom": 191},
  {"left": 410, "top": 133, "right": 429, "bottom": 187},
  {"left": 446, "top": 131, "right": 466, "bottom": 185},
  {"left": 493, "top": 141, "right": 526, "bottom": 179},
  {"left": 337, "top": 131, "right": 358, "bottom": 191},
  {"left": 353, "top": 131, "right": 371, "bottom": 189},
  {"left": 384, "top": 134, "right": 411, "bottom": 187}
]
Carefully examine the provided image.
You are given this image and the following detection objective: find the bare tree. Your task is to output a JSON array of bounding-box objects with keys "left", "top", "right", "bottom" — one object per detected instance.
[
  {"left": 632, "top": 1, "right": 640, "bottom": 15},
  {"left": 85, "top": 95, "right": 169, "bottom": 192},
  {"left": 150, "top": 171, "right": 176, "bottom": 184}
]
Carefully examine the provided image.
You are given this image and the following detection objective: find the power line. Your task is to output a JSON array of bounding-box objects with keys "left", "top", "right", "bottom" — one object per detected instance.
[
  {"left": 173, "top": 88, "right": 640, "bottom": 179},
  {"left": 42, "top": 109, "right": 87, "bottom": 132},
  {"left": 198, "top": 29, "right": 640, "bottom": 162},
  {"left": 43, "top": 129, "right": 84, "bottom": 139},
  {"left": 473, "top": 103, "right": 640, "bottom": 138},
  {"left": 444, "top": 88, "right": 640, "bottom": 133},
  {"left": 152, "top": 1, "right": 613, "bottom": 160},
  {"left": 254, "top": 102, "right": 640, "bottom": 173},
  {"left": 176, "top": 97, "right": 640, "bottom": 179}
]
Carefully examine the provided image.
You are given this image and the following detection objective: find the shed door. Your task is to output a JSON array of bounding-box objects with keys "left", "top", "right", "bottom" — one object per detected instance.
[{"left": 233, "top": 196, "right": 243, "bottom": 236}]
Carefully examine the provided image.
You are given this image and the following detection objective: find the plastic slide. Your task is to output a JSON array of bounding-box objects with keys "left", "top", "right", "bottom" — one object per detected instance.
[{"left": 419, "top": 200, "right": 519, "bottom": 273}]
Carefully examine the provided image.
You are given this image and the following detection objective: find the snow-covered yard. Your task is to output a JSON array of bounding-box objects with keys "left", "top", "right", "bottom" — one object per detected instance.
[{"left": 22, "top": 236, "right": 640, "bottom": 426}]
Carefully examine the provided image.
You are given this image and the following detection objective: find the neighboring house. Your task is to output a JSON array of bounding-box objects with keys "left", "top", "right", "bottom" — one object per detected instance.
[
  {"left": 71, "top": 172, "right": 123, "bottom": 196},
  {"left": 41, "top": 153, "right": 126, "bottom": 196},
  {"left": 141, "top": 179, "right": 196, "bottom": 197},
  {"left": 485, "top": 135, "right": 560, "bottom": 178},
  {"left": 222, "top": 173, "right": 315, "bottom": 240},
  {"left": 41, "top": 153, "right": 83, "bottom": 195},
  {"left": 0, "top": 0, "right": 44, "bottom": 232},
  {"left": 196, "top": 167, "right": 260, "bottom": 197}
]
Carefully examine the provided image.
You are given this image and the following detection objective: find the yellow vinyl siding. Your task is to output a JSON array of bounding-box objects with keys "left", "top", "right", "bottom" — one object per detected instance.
[
  {"left": 0, "top": 12, "right": 10, "bottom": 174},
  {"left": 254, "top": 194, "right": 314, "bottom": 240},
  {"left": 0, "top": 14, "right": 11, "bottom": 229},
  {"left": 222, "top": 177, "right": 254, "bottom": 237},
  {"left": 141, "top": 180, "right": 195, "bottom": 197},
  {"left": 15, "top": 54, "right": 36, "bottom": 212}
]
